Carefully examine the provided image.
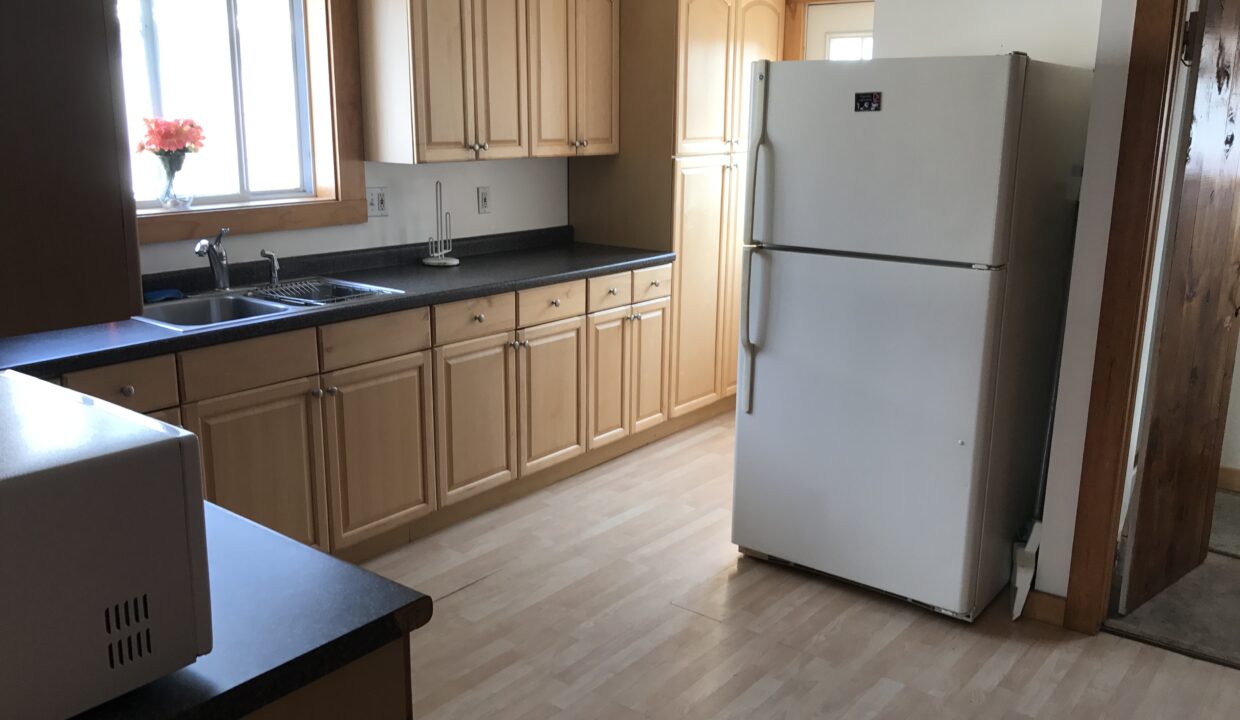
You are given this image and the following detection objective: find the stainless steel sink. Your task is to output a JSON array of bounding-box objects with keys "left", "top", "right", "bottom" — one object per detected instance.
[{"left": 135, "top": 295, "right": 292, "bottom": 331}]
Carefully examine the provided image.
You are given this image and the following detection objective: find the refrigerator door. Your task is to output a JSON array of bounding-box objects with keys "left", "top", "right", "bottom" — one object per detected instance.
[
  {"left": 733, "top": 248, "right": 1005, "bottom": 615},
  {"left": 754, "top": 55, "right": 1025, "bottom": 266}
]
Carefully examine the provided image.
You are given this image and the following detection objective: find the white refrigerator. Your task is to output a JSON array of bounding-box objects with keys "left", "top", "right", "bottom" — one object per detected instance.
[{"left": 731, "top": 54, "right": 1092, "bottom": 620}]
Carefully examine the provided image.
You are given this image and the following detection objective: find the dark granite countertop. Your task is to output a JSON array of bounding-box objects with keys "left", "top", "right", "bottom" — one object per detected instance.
[
  {"left": 77, "top": 503, "right": 432, "bottom": 719},
  {"left": 0, "top": 227, "right": 674, "bottom": 377}
]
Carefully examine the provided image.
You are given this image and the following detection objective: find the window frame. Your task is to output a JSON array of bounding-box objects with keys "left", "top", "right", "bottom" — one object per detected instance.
[
  {"left": 824, "top": 32, "right": 874, "bottom": 62},
  {"left": 134, "top": 0, "right": 365, "bottom": 245}
]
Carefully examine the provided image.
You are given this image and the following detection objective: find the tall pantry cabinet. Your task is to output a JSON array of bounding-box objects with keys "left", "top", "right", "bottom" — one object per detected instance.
[{"left": 568, "top": 0, "right": 783, "bottom": 414}]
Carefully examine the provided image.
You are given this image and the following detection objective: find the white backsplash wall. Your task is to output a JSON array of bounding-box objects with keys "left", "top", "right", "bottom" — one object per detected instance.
[{"left": 139, "top": 158, "right": 568, "bottom": 274}]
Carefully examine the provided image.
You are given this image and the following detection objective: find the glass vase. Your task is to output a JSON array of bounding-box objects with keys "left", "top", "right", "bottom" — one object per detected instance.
[{"left": 158, "top": 151, "right": 194, "bottom": 210}]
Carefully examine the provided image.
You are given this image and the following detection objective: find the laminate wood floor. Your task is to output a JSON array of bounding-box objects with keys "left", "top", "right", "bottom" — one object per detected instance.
[{"left": 366, "top": 414, "right": 1240, "bottom": 719}]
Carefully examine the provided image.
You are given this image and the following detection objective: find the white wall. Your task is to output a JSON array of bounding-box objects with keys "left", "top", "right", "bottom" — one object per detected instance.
[
  {"left": 1036, "top": 0, "right": 1139, "bottom": 597},
  {"left": 873, "top": 0, "right": 1103, "bottom": 68},
  {"left": 139, "top": 158, "right": 568, "bottom": 273},
  {"left": 804, "top": 2, "right": 875, "bottom": 61}
]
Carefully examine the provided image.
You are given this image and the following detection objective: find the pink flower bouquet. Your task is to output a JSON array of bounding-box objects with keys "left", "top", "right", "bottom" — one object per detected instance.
[{"left": 137, "top": 117, "right": 205, "bottom": 209}]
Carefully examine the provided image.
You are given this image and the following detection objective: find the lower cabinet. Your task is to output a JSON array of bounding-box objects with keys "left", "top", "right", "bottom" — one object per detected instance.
[
  {"left": 434, "top": 331, "right": 520, "bottom": 506},
  {"left": 631, "top": 297, "right": 672, "bottom": 433},
  {"left": 322, "top": 351, "right": 437, "bottom": 549},
  {"left": 517, "top": 316, "right": 588, "bottom": 475},
  {"left": 183, "top": 376, "right": 330, "bottom": 549},
  {"left": 587, "top": 306, "right": 632, "bottom": 448}
]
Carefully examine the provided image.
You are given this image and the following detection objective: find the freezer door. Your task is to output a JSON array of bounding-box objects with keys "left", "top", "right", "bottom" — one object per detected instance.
[
  {"left": 733, "top": 249, "right": 1005, "bottom": 615},
  {"left": 755, "top": 55, "right": 1025, "bottom": 266}
]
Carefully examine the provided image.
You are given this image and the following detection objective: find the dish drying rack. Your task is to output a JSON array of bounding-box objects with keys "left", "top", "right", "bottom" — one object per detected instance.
[{"left": 423, "top": 180, "right": 460, "bottom": 267}]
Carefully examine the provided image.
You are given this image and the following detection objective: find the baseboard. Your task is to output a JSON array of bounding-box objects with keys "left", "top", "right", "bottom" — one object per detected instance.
[
  {"left": 1022, "top": 589, "right": 1067, "bottom": 627},
  {"left": 1220, "top": 466, "right": 1240, "bottom": 493},
  {"left": 335, "top": 397, "right": 736, "bottom": 564}
]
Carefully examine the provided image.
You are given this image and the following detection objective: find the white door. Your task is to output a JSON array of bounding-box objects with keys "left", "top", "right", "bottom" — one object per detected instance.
[
  {"left": 732, "top": 247, "right": 1005, "bottom": 614},
  {"left": 756, "top": 55, "right": 1025, "bottom": 266}
]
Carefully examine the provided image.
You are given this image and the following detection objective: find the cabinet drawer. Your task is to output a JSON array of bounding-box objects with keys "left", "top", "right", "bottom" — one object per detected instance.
[
  {"left": 63, "top": 355, "right": 179, "bottom": 413},
  {"left": 518, "top": 280, "right": 586, "bottom": 327},
  {"left": 148, "top": 406, "right": 182, "bottom": 427},
  {"left": 433, "top": 293, "right": 517, "bottom": 345},
  {"left": 319, "top": 307, "right": 432, "bottom": 372},
  {"left": 632, "top": 264, "right": 673, "bottom": 302},
  {"left": 179, "top": 329, "right": 320, "bottom": 402},
  {"left": 587, "top": 271, "right": 633, "bottom": 312}
]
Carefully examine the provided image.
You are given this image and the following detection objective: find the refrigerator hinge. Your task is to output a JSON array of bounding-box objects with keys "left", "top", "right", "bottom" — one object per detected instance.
[
  {"left": 970, "top": 264, "right": 999, "bottom": 271},
  {"left": 1182, "top": 11, "right": 1200, "bottom": 67}
]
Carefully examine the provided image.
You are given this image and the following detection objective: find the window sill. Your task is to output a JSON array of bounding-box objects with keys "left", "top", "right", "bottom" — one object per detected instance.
[{"left": 136, "top": 195, "right": 367, "bottom": 245}]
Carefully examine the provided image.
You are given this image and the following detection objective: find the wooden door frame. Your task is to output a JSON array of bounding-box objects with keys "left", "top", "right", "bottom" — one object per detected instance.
[
  {"left": 782, "top": 0, "right": 870, "bottom": 61},
  {"left": 1063, "top": 0, "right": 1189, "bottom": 633}
]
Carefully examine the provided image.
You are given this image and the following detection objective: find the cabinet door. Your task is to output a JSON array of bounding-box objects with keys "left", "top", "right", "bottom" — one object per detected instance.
[
  {"left": 528, "top": 0, "right": 576, "bottom": 157},
  {"left": 631, "top": 297, "right": 671, "bottom": 433},
  {"left": 184, "top": 377, "right": 329, "bottom": 549},
  {"left": 323, "top": 352, "right": 436, "bottom": 549},
  {"left": 434, "top": 332, "right": 519, "bottom": 506},
  {"left": 587, "top": 306, "right": 632, "bottom": 448},
  {"left": 670, "top": 156, "right": 729, "bottom": 416},
  {"left": 676, "top": 0, "right": 734, "bottom": 156},
  {"left": 412, "top": 0, "right": 477, "bottom": 162},
  {"left": 575, "top": 0, "right": 619, "bottom": 155},
  {"left": 518, "top": 316, "right": 588, "bottom": 474},
  {"left": 720, "top": 154, "right": 743, "bottom": 397},
  {"left": 473, "top": 0, "right": 529, "bottom": 159},
  {"left": 730, "top": 0, "right": 782, "bottom": 151}
]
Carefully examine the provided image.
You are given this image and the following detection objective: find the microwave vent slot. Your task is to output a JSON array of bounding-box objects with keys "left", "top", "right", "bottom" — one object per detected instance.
[{"left": 104, "top": 594, "right": 153, "bottom": 670}]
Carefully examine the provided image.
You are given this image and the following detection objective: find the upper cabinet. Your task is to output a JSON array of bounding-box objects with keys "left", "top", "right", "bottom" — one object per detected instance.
[
  {"left": 362, "top": 0, "right": 616, "bottom": 163},
  {"left": 2, "top": 1, "right": 142, "bottom": 338},
  {"left": 675, "top": 0, "right": 781, "bottom": 157},
  {"left": 360, "top": 0, "right": 530, "bottom": 163},
  {"left": 529, "top": 0, "right": 619, "bottom": 157}
]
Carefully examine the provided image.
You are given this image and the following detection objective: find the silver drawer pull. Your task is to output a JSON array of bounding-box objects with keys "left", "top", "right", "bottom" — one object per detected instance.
[
  {"left": 119, "top": 385, "right": 136, "bottom": 398},
  {"left": 608, "top": 287, "right": 619, "bottom": 295},
  {"left": 473, "top": 313, "right": 486, "bottom": 323},
  {"left": 326, "top": 386, "right": 339, "bottom": 396},
  {"left": 650, "top": 280, "right": 661, "bottom": 288},
  {"left": 310, "top": 389, "right": 324, "bottom": 398},
  {"left": 551, "top": 298, "right": 561, "bottom": 307}
]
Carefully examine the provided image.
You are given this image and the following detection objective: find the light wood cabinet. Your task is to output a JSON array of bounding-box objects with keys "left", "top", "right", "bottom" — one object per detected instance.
[
  {"left": 730, "top": 0, "right": 782, "bottom": 150},
  {"left": 434, "top": 332, "right": 519, "bottom": 505},
  {"left": 587, "top": 306, "right": 632, "bottom": 448},
  {"left": 360, "top": 0, "right": 528, "bottom": 162},
  {"left": 631, "top": 297, "right": 671, "bottom": 432},
  {"left": 322, "top": 352, "right": 436, "bottom": 549},
  {"left": 63, "top": 355, "right": 179, "bottom": 413},
  {"left": 670, "top": 155, "right": 730, "bottom": 416},
  {"left": 720, "top": 154, "right": 744, "bottom": 397},
  {"left": 517, "top": 316, "right": 588, "bottom": 474},
  {"left": 184, "top": 377, "right": 330, "bottom": 549},
  {"left": 529, "top": 0, "right": 618, "bottom": 157},
  {"left": 676, "top": 0, "right": 735, "bottom": 157}
]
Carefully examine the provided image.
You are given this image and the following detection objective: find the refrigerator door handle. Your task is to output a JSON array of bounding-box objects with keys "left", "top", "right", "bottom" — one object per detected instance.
[
  {"left": 740, "top": 245, "right": 759, "bottom": 414},
  {"left": 743, "top": 60, "right": 769, "bottom": 248}
]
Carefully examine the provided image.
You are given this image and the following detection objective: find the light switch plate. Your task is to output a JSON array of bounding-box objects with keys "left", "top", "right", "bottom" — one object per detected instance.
[
  {"left": 366, "top": 187, "right": 388, "bottom": 217},
  {"left": 477, "top": 186, "right": 491, "bottom": 214}
]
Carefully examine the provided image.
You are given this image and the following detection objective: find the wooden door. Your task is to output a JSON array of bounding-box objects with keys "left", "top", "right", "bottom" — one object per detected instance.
[
  {"left": 412, "top": 0, "right": 477, "bottom": 162},
  {"left": 434, "top": 332, "right": 519, "bottom": 506},
  {"left": 1119, "top": 1, "right": 1240, "bottom": 613},
  {"left": 575, "top": 0, "right": 620, "bottom": 155},
  {"left": 719, "top": 154, "right": 743, "bottom": 397},
  {"left": 184, "top": 377, "right": 329, "bottom": 549},
  {"left": 518, "top": 316, "right": 588, "bottom": 474},
  {"left": 730, "top": 0, "right": 782, "bottom": 150},
  {"left": 473, "top": 0, "right": 529, "bottom": 158},
  {"left": 1, "top": 1, "right": 141, "bottom": 337},
  {"left": 631, "top": 297, "right": 671, "bottom": 433},
  {"left": 587, "top": 306, "right": 632, "bottom": 448},
  {"left": 322, "top": 352, "right": 436, "bottom": 550},
  {"left": 670, "top": 156, "right": 729, "bottom": 416},
  {"left": 528, "top": 0, "right": 576, "bottom": 157},
  {"left": 676, "top": 0, "right": 734, "bottom": 156}
]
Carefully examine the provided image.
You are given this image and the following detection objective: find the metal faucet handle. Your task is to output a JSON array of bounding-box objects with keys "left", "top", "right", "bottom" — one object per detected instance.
[
  {"left": 194, "top": 238, "right": 212, "bottom": 257},
  {"left": 260, "top": 249, "right": 281, "bottom": 286}
]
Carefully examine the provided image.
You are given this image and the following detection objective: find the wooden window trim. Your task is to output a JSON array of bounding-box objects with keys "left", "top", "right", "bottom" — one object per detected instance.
[
  {"left": 1063, "top": 0, "right": 1187, "bottom": 634},
  {"left": 135, "top": 0, "right": 365, "bottom": 245},
  {"left": 782, "top": 0, "right": 868, "bottom": 62}
]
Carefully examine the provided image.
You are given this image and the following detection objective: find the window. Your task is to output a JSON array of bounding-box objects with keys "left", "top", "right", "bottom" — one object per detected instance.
[
  {"left": 118, "top": 0, "right": 315, "bottom": 209},
  {"left": 826, "top": 33, "right": 874, "bottom": 62}
]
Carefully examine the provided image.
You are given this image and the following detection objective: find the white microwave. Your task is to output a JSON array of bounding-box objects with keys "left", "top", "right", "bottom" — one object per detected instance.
[{"left": 0, "top": 370, "right": 212, "bottom": 719}]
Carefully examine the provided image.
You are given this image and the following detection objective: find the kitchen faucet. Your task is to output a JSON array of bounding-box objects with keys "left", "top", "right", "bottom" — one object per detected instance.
[{"left": 194, "top": 227, "right": 231, "bottom": 290}]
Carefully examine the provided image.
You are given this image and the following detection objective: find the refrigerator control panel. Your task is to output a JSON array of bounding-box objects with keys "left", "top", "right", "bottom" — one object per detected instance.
[{"left": 854, "top": 92, "right": 882, "bottom": 112}]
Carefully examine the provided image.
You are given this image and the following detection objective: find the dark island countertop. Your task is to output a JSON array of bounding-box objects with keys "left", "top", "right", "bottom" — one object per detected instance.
[
  {"left": 0, "top": 228, "right": 674, "bottom": 377},
  {"left": 77, "top": 503, "right": 432, "bottom": 719}
]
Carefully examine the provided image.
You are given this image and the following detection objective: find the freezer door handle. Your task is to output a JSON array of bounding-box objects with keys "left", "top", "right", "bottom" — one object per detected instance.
[
  {"left": 743, "top": 61, "right": 769, "bottom": 248},
  {"left": 740, "top": 245, "right": 759, "bottom": 414}
]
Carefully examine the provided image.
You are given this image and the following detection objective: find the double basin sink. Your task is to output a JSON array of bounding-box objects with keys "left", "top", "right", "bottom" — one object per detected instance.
[{"left": 135, "top": 277, "right": 402, "bottom": 332}]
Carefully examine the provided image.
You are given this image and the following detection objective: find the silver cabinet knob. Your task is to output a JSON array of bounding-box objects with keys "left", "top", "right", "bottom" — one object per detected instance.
[
  {"left": 582, "top": 139, "right": 589, "bottom": 148},
  {"left": 551, "top": 298, "right": 561, "bottom": 307},
  {"left": 509, "top": 340, "right": 520, "bottom": 349},
  {"left": 481, "top": 142, "right": 490, "bottom": 151},
  {"left": 326, "top": 386, "right": 339, "bottom": 396},
  {"left": 310, "top": 389, "right": 324, "bottom": 398},
  {"left": 634, "top": 313, "right": 643, "bottom": 321},
  {"left": 651, "top": 280, "right": 661, "bottom": 288},
  {"left": 119, "top": 385, "right": 136, "bottom": 398},
  {"left": 608, "top": 287, "right": 619, "bottom": 295},
  {"left": 473, "top": 313, "right": 486, "bottom": 323}
]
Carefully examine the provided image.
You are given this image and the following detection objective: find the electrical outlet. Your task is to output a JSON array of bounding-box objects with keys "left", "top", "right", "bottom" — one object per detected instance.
[
  {"left": 366, "top": 187, "right": 388, "bottom": 217},
  {"left": 477, "top": 186, "right": 491, "bottom": 214}
]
